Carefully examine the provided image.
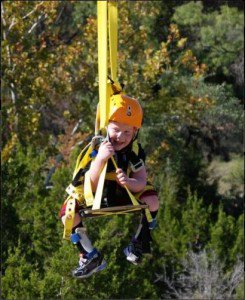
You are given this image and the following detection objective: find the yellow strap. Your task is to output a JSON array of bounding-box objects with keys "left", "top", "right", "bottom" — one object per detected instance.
[
  {"left": 63, "top": 197, "right": 76, "bottom": 240},
  {"left": 63, "top": 143, "right": 92, "bottom": 239},
  {"left": 144, "top": 205, "right": 153, "bottom": 223},
  {"left": 95, "top": 104, "right": 100, "bottom": 135},
  {"left": 132, "top": 140, "right": 139, "bottom": 156},
  {"left": 105, "top": 172, "right": 117, "bottom": 180},
  {"left": 110, "top": 156, "right": 152, "bottom": 222},
  {"left": 108, "top": 1, "right": 118, "bottom": 81},
  {"left": 63, "top": 144, "right": 94, "bottom": 240},
  {"left": 94, "top": 1, "right": 119, "bottom": 209},
  {"left": 73, "top": 144, "right": 93, "bottom": 179},
  {"left": 84, "top": 171, "right": 94, "bottom": 207},
  {"left": 97, "top": 1, "right": 109, "bottom": 130},
  {"left": 92, "top": 161, "right": 108, "bottom": 210},
  {"left": 91, "top": 208, "right": 142, "bottom": 216},
  {"left": 110, "top": 156, "right": 138, "bottom": 204},
  {"left": 66, "top": 184, "right": 84, "bottom": 202}
]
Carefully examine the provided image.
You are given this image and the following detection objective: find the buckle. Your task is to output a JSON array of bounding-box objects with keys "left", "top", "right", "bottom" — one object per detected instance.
[
  {"left": 66, "top": 184, "right": 83, "bottom": 201},
  {"left": 129, "top": 159, "right": 144, "bottom": 172},
  {"left": 91, "top": 135, "right": 104, "bottom": 149}
]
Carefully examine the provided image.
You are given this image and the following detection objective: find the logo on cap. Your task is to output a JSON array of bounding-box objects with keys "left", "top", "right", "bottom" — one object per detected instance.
[{"left": 127, "top": 106, "right": 132, "bottom": 116}]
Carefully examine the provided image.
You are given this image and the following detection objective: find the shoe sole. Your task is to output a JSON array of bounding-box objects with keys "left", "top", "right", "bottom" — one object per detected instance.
[
  {"left": 73, "top": 260, "right": 107, "bottom": 279},
  {"left": 124, "top": 248, "right": 140, "bottom": 265},
  {"left": 126, "top": 257, "right": 139, "bottom": 265}
]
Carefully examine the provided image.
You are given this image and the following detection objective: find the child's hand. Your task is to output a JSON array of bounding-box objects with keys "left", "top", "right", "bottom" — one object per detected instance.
[
  {"left": 97, "top": 140, "right": 115, "bottom": 162},
  {"left": 116, "top": 168, "right": 129, "bottom": 187}
]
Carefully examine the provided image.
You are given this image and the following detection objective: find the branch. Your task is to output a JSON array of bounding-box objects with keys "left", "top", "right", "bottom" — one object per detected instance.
[
  {"left": 159, "top": 266, "right": 183, "bottom": 299},
  {"left": 227, "top": 262, "right": 244, "bottom": 297},
  {"left": 27, "top": 13, "right": 48, "bottom": 35},
  {"left": 1, "top": 2, "right": 7, "bottom": 37},
  {"left": 71, "top": 119, "right": 83, "bottom": 136},
  {"left": 22, "top": 1, "right": 44, "bottom": 20},
  {"left": 201, "top": 41, "right": 238, "bottom": 55},
  {"left": 8, "top": 17, "right": 16, "bottom": 31},
  {"left": 1, "top": 2, "right": 19, "bottom": 132},
  {"left": 1, "top": 2, "right": 45, "bottom": 37},
  {"left": 54, "top": 5, "right": 65, "bottom": 25}
]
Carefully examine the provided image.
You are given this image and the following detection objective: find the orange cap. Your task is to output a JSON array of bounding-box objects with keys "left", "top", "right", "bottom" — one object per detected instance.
[{"left": 109, "top": 94, "right": 143, "bottom": 128}]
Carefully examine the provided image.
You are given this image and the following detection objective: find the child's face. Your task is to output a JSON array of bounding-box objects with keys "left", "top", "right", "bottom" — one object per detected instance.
[{"left": 107, "top": 121, "right": 136, "bottom": 151}]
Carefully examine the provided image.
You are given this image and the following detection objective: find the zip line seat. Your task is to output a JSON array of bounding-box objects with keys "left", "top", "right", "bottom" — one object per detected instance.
[{"left": 79, "top": 204, "right": 149, "bottom": 219}]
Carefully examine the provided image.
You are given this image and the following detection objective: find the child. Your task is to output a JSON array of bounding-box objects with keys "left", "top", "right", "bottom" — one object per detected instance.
[{"left": 60, "top": 93, "right": 159, "bottom": 279}]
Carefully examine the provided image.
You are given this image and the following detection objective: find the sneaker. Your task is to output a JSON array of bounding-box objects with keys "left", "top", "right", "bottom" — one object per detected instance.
[
  {"left": 72, "top": 250, "right": 106, "bottom": 279},
  {"left": 124, "top": 239, "right": 143, "bottom": 265}
]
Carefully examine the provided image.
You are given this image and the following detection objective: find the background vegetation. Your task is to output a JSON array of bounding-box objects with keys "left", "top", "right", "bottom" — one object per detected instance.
[{"left": 1, "top": 1, "right": 244, "bottom": 299}]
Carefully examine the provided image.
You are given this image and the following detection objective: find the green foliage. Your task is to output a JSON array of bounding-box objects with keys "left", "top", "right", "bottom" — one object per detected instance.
[
  {"left": 181, "top": 191, "right": 212, "bottom": 248},
  {"left": 231, "top": 214, "right": 244, "bottom": 261},
  {"left": 2, "top": 246, "right": 41, "bottom": 300},
  {"left": 156, "top": 182, "right": 211, "bottom": 265},
  {"left": 2, "top": 1, "right": 98, "bottom": 148},
  {"left": 208, "top": 208, "right": 243, "bottom": 267},
  {"left": 172, "top": 2, "right": 244, "bottom": 86},
  {"left": 236, "top": 279, "right": 245, "bottom": 300},
  {"left": 207, "top": 155, "right": 244, "bottom": 199},
  {"left": 2, "top": 141, "right": 243, "bottom": 298},
  {"left": 173, "top": 2, "right": 204, "bottom": 26}
]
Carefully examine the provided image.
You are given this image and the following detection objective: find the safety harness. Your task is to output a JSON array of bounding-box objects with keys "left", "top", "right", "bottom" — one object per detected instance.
[
  {"left": 63, "top": 1, "right": 152, "bottom": 240},
  {"left": 63, "top": 136, "right": 152, "bottom": 239}
]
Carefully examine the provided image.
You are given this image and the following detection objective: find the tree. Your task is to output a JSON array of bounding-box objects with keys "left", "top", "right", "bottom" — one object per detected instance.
[
  {"left": 157, "top": 250, "right": 244, "bottom": 300},
  {"left": 1, "top": 1, "right": 98, "bottom": 149},
  {"left": 208, "top": 207, "right": 242, "bottom": 267},
  {"left": 172, "top": 2, "right": 244, "bottom": 97}
]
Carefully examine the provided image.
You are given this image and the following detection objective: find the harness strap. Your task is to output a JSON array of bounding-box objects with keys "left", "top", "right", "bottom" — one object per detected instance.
[
  {"left": 92, "top": 161, "right": 108, "bottom": 210},
  {"left": 72, "top": 143, "right": 93, "bottom": 182},
  {"left": 132, "top": 140, "right": 139, "bottom": 155},
  {"left": 108, "top": 0, "right": 118, "bottom": 81},
  {"left": 129, "top": 141, "right": 145, "bottom": 172},
  {"left": 110, "top": 156, "right": 152, "bottom": 223},
  {"left": 105, "top": 172, "right": 117, "bottom": 180},
  {"left": 94, "top": 0, "right": 120, "bottom": 210},
  {"left": 63, "top": 197, "right": 76, "bottom": 240},
  {"left": 97, "top": 1, "right": 108, "bottom": 130},
  {"left": 84, "top": 170, "right": 94, "bottom": 207},
  {"left": 66, "top": 184, "right": 84, "bottom": 202},
  {"left": 63, "top": 143, "right": 94, "bottom": 239}
]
